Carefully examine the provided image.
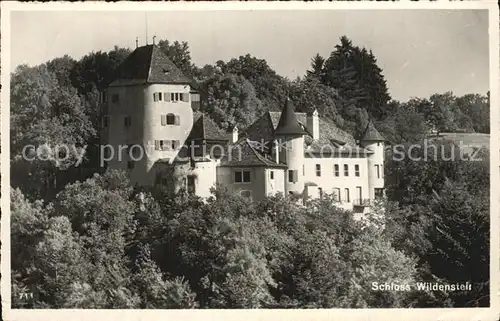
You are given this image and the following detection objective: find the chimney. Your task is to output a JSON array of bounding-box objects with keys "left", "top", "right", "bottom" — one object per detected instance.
[
  {"left": 273, "top": 139, "right": 280, "bottom": 163},
  {"left": 231, "top": 126, "right": 239, "bottom": 143},
  {"left": 307, "top": 109, "right": 319, "bottom": 140}
]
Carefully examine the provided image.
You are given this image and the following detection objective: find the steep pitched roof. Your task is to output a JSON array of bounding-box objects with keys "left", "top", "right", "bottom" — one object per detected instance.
[
  {"left": 274, "top": 99, "right": 307, "bottom": 136},
  {"left": 361, "top": 122, "right": 385, "bottom": 142},
  {"left": 109, "top": 45, "right": 192, "bottom": 86},
  {"left": 187, "top": 112, "right": 228, "bottom": 142},
  {"left": 269, "top": 112, "right": 357, "bottom": 146},
  {"left": 219, "top": 139, "right": 287, "bottom": 168}
]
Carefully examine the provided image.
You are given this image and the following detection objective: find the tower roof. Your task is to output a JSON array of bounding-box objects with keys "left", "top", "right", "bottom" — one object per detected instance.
[
  {"left": 109, "top": 45, "right": 192, "bottom": 86},
  {"left": 361, "top": 122, "right": 385, "bottom": 142},
  {"left": 274, "top": 98, "right": 307, "bottom": 136}
]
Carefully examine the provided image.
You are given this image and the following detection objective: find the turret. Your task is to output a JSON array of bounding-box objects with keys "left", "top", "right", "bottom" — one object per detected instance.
[
  {"left": 359, "top": 122, "right": 386, "bottom": 200},
  {"left": 274, "top": 98, "right": 307, "bottom": 195}
]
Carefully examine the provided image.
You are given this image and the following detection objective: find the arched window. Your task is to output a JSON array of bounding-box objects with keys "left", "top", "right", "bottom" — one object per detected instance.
[{"left": 166, "top": 113, "right": 176, "bottom": 125}]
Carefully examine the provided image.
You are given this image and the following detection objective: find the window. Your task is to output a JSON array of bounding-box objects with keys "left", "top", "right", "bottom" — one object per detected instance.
[
  {"left": 167, "top": 92, "right": 189, "bottom": 102},
  {"left": 171, "top": 140, "right": 180, "bottom": 150},
  {"left": 155, "top": 140, "right": 173, "bottom": 151},
  {"left": 288, "top": 170, "right": 298, "bottom": 183},
  {"left": 332, "top": 188, "right": 341, "bottom": 202},
  {"left": 375, "top": 188, "right": 384, "bottom": 199},
  {"left": 344, "top": 188, "right": 350, "bottom": 202},
  {"left": 318, "top": 187, "right": 323, "bottom": 198},
  {"left": 187, "top": 176, "right": 196, "bottom": 194},
  {"left": 127, "top": 161, "right": 134, "bottom": 170},
  {"left": 160, "top": 177, "right": 168, "bottom": 186},
  {"left": 161, "top": 114, "right": 179, "bottom": 126},
  {"left": 334, "top": 164, "right": 339, "bottom": 177},
  {"left": 191, "top": 93, "right": 200, "bottom": 102},
  {"left": 112, "top": 94, "right": 119, "bottom": 103},
  {"left": 356, "top": 186, "right": 362, "bottom": 200},
  {"left": 344, "top": 164, "right": 349, "bottom": 176},
  {"left": 240, "top": 190, "right": 252, "bottom": 199},
  {"left": 100, "top": 91, "right": 108, "bottom": 103},
  {"left": 153, "top": 92, "right": 163, "bottom": 102},
  {"left": 270, "top": 170, "right": 274, "bottom": 180},
  {"left": 355, "top": 164, "right": 360, "bottom": 177},
  {"left": 166, "top": 113, "right": 176, "bottom": 125},
  {"left": 124, "top": 116, "right": 131, "bottom": 128},
  {"left": 375, "top": 165, "right": 380, "bottom": 179},
  {"left": 102, "top": 115, "right": 109, "bottom": 128},
  {"left": 316, "top": 164, "right": 321, "bottom": 177},
  {"left": 235, "top": 170, "right": 251, "bottom": 183}
]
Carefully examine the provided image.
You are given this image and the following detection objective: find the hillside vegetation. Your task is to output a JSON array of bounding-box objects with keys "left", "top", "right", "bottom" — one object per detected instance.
[{"left": 10, "top": 36, "right": 490, "bottom": 308}]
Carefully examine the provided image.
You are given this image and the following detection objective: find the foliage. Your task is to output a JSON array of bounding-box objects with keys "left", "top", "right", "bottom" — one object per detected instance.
[{"left": 10, "top": 35, "right": 490, "bottom": 309}]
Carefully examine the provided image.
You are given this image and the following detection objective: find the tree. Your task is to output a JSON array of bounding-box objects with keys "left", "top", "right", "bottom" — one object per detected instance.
[
  {"left": 48, "top": 170, "right": 139, "bottom": 308},
  {"left": 320, "top": 36, "right": 391, "bottom": 120},
  {"left": 306, "top": 53, "right": 326, "bottom": 80},
  {"left": 157, "top": 39, "right": 196, "bottom": 78},
  {"left": 216, "top": 54, "right": 290, "bottom": 109},
  {"left": 424, "top": 179, "right": 489, "bottom": 306},
  {"left": 455, "top": 93, "right": 489, "bottom": 133},
  {"left": 46, "top": 55, "right": 77, "bottom": 88},
  {"left": 288, "top": 77, "right": 345, "bottom": 127},
  {"left": 201, "top": 73, "right": 263, "bottom": 130},
  {"left": 70, "top": 46, "right": 131, "bottom": 94},
  {"left": 132, "top": 246, "right": 198, "bottom": 308},
  {"left": 10, "top": 64, "right": 95, "bottom": 200}
]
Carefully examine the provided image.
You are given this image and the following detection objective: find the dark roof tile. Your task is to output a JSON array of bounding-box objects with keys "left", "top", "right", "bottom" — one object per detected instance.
[
  {"left": 361, "top": 122, "right": 385, "bottom": 142},
  {"left": 274, "top": 99, "right": 307, "bottom": 136},
  {"left": 187, "top": 112, "right": 229, "bottom": 142},
  {"left": 219, "top": 139, "right": 287, "bottom": 168},
  {"left": 110, "top": 45, "right": 192, "bottom": 86}
]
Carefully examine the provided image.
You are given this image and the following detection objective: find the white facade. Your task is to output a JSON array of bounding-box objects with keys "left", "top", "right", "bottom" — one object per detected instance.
[
  {"left": 101, "top": 45, "right": 385, "bottom": 215},
  {"left": 101, "top": 83, "right": 194, "bottom": 185}
]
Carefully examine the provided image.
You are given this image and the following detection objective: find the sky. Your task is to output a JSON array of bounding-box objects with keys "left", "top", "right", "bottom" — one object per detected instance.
[{"left": 10, "top": 9, "right": 490, "bottom": 102}]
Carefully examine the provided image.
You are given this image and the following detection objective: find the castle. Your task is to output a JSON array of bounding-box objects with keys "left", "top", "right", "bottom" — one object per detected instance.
[{"left": 100, "top": 44, "right": 386, "bottom": 215}]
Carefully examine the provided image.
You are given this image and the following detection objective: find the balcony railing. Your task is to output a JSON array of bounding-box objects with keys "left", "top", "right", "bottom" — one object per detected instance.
[{"left": 352, "top": 198, "right": 372, "bottom": 207}]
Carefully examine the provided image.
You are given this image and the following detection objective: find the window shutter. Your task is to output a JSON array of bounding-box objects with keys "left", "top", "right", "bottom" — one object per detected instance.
[
  {"left": 293, "top": 170, "right": 298, "bottom": 182},
  {"left": 153, "top": 93, "right": 158, "bottom": 102},
  {"left": 161, "top": 115, "right": 166, "bottom": 126},
  {"left": 155, "top": 140, "right": 160, "bottom": 150},
  {"left": 164, "top": 93, "right": 171, "bottom": 102},
  {"left": 182, "top": 93, "right": 189, "bottom": 102},
  {"left": 175, "top": 115, "right": 180, "bottom": 125},
  {"left": 165, "top": 140, "right": 171, "bottom": 150}
]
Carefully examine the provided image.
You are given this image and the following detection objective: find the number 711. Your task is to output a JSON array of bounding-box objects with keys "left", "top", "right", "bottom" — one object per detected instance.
[{"left": 19, "top": 293, "right": 34, "bottom": 300}]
